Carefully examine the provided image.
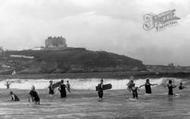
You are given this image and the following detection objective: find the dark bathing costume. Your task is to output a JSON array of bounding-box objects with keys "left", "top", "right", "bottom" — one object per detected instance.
[
  {"left": 167, "top": 84, "right": 174, "bottom": 95},
  {"left": 11, "top": 94, "right": 20, "bottom": 101},
  {"left": 145, "top": 82, "right": 152, "bottom": 94},
  {"left": 48, "top": 84, "right": 54, "bottom": 95},
  {"left": 131, "top": 87, "right": 138, "bottom": 99},
  {"left": 98, "top": 83, "right": 103, "bottom": 98},
  {"left": 59, "top": 83, "right": 67, "bottom": 98},
  {"left": 179, "top": 85, "right": 184, "bottom": 90},
  {"left": 179, "top": 83, "right": 185, "bottom": 90},
  {"left": 29, "top": 90, "right": 40, "bottom": 102}
]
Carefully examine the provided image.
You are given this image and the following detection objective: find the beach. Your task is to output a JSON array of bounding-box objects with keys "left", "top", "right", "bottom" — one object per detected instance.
[{"left": 0, "top": 78, "right": 190, "bottom": 119}]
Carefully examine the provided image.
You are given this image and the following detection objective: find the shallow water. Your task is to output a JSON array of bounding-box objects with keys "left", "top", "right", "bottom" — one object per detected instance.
[
  {"left": 0, "top": 87, "right": 189, "bottom": 119},
  {"left": 0, "top": 78, "right": 188, "bottom": 119}
]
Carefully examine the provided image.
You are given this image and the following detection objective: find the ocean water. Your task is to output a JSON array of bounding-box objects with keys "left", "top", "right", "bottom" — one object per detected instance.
[
  {"left": 0, "top": 78, "right": 188, "bottom": 119},
  {"left": 0, "top": 78, "right": 183, "bottom": 90}
]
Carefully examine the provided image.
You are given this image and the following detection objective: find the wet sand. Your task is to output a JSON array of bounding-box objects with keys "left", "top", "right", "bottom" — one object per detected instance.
[{"left": 0, "top": 85, "right": 190, "bottom": 119}]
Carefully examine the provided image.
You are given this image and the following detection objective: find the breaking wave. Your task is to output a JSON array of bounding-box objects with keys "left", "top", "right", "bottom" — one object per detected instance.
[{"left": 0, "top": 78, "right": 183, "bottom": 90}]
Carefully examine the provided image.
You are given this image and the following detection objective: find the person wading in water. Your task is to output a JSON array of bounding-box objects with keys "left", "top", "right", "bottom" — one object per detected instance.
[
  {"left": 97, "top": 79, "right": 104, "bottom": 101},
  {"left": 48, "top": 80, "right": 54, "bottom": 95},
  {"left": 9, "top": 91, "right": 20, "bottom": 101},
  {"left": 28, "top": 86, "right": 40, "bottom": 105},
  {"left": 127, "top": 80, "right": 135, "bottom": 92},
  {"left": 178, "top": 82, "right": 186, "bottom": 90},
  {"left": 5, "top": 81, "right": 10, "bottom": 89},
  {"left": 167, "top": 80, "right": 177, "bottom": 96},
  {"left": 66, "top": 80, "right": 71, "bottom": 93},
  {"left": 139, "top": 79, "right": 158, "bottom": 94},
  {"left": 131, "top": 83, "right": 139, "bottom": 99},
  {"left": 58, "top": 80, "right": 67, "bottom": 98}
]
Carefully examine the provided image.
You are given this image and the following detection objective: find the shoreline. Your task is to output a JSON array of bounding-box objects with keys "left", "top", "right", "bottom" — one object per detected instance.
[{"left": 0, "top": 71, "right": 190, "bottom": 79}]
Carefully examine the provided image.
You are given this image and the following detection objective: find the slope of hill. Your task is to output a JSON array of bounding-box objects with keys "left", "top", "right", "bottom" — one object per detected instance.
[{"left": 1, "top": 48, "right": 146, "bottom": 74}]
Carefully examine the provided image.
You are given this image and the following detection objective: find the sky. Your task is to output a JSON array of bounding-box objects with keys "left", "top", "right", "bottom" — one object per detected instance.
[{"left": 0, "top": 0, "right": 190, "bottom": 65}]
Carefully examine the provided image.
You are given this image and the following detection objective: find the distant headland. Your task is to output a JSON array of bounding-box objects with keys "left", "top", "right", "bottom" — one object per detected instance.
[{"left": 0, "top": 36, "right": 190, "bottom": 79}]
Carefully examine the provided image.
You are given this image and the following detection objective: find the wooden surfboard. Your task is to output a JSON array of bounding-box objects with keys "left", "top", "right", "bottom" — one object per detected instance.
[
  {"left": 96, "top": 83, "right": 112, "bottom": 91},
  {"left": 52, "top": 81, "right": 62, "bottom": 89}
]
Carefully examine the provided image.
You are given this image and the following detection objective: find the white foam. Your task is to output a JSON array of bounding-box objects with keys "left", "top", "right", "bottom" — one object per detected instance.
[{"left": 0, "top": 78, "right": 182, "bottom": 90}]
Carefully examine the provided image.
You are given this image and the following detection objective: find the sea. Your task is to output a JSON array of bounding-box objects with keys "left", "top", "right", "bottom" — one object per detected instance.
[{"left": 0, "top": 77, "right": 188, "bottom": 119}]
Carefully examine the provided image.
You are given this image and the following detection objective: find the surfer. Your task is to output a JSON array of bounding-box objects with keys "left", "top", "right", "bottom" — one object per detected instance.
[
  {"left": 167, "top": 80, "right": 177, "bottom": 96},
  {"left": 66, "top": 80, "right": 71, "bottom": 93},
  {"left": 48, "top": 80, "right": 54, "bottom": 95},
  {"left": 97, "top": 79, "right": 104, "bottom": 101},
  {"left": 28, "top": 86, "right": 40, "bottom": 105},
  {"left": 131, "top": 83, "right": 139, "bottom": 99},
  {"left": 127, "top": 79, "right": 135, "bottom": 92},
  {"left": 9, "top": 91, "right": 20, "bottom": 101},
  {"left": 139, "top": 79, "right": 157, "bottom": 94},
  {"left": 58, "top": 80, "right": 67, "bottom": 98},
  {"left": 179, "top": 82, "right": 185, "bottom": 90}
]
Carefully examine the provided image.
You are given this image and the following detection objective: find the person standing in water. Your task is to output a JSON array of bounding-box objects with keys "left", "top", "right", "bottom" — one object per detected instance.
[
  {"left": 97, "top": 79, "right": 104, "bottom": 101},
  {"left": 28, "top": 86, "right": 40, "bottom": 105},
  {"left": 66, "top": 80, "right": 71, "bottom": 93},
  {"left": 127, "top": 80, "right": 135, "bottom": 92},
  {"left": 58, "top": 80, "right": 67, "bottom": 98},
  {"left": 48, "top": 80, "right": 54, "bottom": 95},
  {"left": 179, "top": 82, "right": 185, "bottom": 90},
  {"left": 131, "top": 83, "right": 139, "bottom": 99},
  {"left": 139, "top": 79, "right": 158, "bottom": 94},
  {"left": 5, "top": 81, "right": 10, "bottom": 89},
  {"left": 167, "top": 80, "right": 177, "bottom": 96},
  {"left": 9, "top": 91, "right": 20, "bottom": 101}
]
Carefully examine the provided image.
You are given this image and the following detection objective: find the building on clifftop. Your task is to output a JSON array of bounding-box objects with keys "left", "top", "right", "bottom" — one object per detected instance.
[{"left": 45, "top": 36, "right": 67, "bottom": 50}]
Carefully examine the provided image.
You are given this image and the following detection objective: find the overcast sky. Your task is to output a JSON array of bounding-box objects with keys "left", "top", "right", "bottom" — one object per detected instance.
[{"left": 0, "top": 0, "right": 190, "bottom": 65}]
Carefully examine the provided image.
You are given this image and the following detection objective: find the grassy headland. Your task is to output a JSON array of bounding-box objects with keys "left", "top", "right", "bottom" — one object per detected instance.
[{"left": 0, "top": 48, "right": 190, "bottom": 79}]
